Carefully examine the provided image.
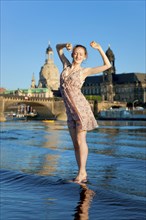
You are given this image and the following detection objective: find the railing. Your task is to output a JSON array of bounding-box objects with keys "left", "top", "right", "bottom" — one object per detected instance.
[{"left": 0, "top": 94, "right": 63, "bottom": 102}]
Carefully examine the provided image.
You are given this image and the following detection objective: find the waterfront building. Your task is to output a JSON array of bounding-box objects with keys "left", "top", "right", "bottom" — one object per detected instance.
[
  {"left": 82, "top": 46, "right": 146, "bottom": 103},
  {"left": 4, "top": 87, "right": 52, "bottom": 98},
  {"left": 38, "top": 43, "right": 60, "bottom": 91}
]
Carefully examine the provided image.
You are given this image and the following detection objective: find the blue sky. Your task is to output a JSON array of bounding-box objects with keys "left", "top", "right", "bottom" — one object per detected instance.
[{"left": 1, "top": 0, "right": 145, "bottom": 90}]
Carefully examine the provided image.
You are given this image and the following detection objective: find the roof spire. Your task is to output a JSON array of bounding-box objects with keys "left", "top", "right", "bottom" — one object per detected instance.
[
  {"left": 46, "top": 40, "right": 53, "bottom": 54},
  {"left": 32, "top": 72, "right": 35, "bottom": 80}
]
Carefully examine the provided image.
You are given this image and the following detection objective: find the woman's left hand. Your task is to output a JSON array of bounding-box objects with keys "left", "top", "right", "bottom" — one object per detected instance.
[{"left": 90, "top": 41, "right": 101, "bottom": 50}]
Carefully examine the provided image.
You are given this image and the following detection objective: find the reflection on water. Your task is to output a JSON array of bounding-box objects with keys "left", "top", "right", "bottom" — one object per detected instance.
[
  {"left": 37, "top": 154, "right": 60, "bottom": 176},
  {"left": 74, "top": 184, "right": 95, "bottom": 220},
  {"left": 1, "top": 120, "right": 146, "bottom": 220},
  {"left": 98, "top": 120, "right": 146, "bottom": 127}
]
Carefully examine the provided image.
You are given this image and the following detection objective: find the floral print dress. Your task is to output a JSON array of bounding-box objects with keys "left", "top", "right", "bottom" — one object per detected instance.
[{"left": 60, "top": 64, "right": 98, "bottom": 131}]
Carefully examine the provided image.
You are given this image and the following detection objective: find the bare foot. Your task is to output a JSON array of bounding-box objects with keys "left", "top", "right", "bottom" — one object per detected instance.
[{"left": 73, "top": 172, "right": 88, "bottom": 183}]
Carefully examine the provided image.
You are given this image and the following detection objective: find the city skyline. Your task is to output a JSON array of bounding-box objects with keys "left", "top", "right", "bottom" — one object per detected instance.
[{"left": 1, "top": 0, "right": 146, "bottom": 90}]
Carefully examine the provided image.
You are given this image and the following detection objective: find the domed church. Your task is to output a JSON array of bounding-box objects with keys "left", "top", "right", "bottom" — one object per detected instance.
[{"left": 38, "top": 43, "right": 60, "bottom": 91}]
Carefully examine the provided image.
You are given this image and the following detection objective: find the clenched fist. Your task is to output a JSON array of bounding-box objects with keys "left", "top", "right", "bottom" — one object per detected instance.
[
  {"left": 90, "top": 41, "right": 101, "bottom": 50},
  {"left": 66, "top": 43, "right": 72, "bottom": 51}
]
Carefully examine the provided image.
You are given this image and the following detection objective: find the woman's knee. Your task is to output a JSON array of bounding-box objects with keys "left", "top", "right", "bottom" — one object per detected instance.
[{"left": 77, "top": 131, "right": 87, "bottom": 146}]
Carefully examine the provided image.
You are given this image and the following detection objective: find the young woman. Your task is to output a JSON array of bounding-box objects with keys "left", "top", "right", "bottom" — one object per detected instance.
[{"left": 56, "top": 41, "right": 111, "bottom": 183}]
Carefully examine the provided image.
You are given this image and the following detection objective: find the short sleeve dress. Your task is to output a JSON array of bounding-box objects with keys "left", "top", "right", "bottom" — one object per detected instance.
[{"left": 60, "top": 64, "right": 98, "bottom": 131}]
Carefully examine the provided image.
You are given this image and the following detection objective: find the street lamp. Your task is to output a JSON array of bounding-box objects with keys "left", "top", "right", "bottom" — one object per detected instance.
[{"left": 133, "top": 99, "right": 138, "bottom": 110}]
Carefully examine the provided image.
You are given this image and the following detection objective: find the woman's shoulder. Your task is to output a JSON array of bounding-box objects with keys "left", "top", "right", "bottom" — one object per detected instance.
[
  {"left": 81, "top": 67, "right": 90, "bottom": 73},
  {"left": 80, "top": 67, "right": 91, "bottom": 81}
]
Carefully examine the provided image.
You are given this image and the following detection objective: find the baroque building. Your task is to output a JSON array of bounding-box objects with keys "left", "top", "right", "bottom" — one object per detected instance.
[
  {"left": 82, "top": 46, "right": 146, "bottom": 103},
  {"left": 38, "top": 43, "right": 60, "bottom": 91},
  {"left": 28, "top": 43, "right": 60, "bottom": 98},
  {"left": 101, "top": 46, "right": 116, "bottom": 102}
]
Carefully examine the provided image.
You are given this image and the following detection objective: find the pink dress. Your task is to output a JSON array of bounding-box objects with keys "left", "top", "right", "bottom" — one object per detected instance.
[{"left": 60, "top": 64, "right": 98, "bottom": 131}]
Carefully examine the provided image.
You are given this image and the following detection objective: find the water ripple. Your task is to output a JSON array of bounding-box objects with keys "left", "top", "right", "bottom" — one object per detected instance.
[{"left": 1, "top": 120, "right": 146, "bottom": 220}]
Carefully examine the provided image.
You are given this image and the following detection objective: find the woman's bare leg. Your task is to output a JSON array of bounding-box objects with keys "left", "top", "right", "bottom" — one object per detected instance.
[
  {"left": 68, "top": 126, "right": 88, "bottom": 182},
  {"left": 68, "top": 127, "right": 80, "bottom": 168},
  {"left": 75, "top": 129, "right": 88, "bottom": 181}
]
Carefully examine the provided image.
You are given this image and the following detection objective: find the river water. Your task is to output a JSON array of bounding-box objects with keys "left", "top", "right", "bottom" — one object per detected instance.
[{"left": 1, "top": 120, "right": 146, "bottom": 220}]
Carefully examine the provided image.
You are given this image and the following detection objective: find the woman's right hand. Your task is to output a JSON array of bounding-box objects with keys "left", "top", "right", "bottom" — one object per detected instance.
[{"left": 66, "top": 43, "right": 72, "bottom": 51}]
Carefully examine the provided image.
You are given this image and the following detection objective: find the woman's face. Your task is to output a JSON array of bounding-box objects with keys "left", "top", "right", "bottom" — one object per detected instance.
[{"left": 72, "top": 47, "right": 86, "bottom": 64}]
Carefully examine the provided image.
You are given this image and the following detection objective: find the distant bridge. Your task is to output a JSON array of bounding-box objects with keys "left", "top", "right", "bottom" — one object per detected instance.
[
  {"left": 0, "top": 94, "right": 126, "bottom": 122},
  {"left": 0, "top": 95, "right": 66, "bottom": 122}
]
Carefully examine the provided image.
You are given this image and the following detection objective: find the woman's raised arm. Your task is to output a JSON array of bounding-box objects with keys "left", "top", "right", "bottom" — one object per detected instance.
[
  {"left": 82, "top": 41, "right": 112, "bottom": 80},
  {"left": 56, "top": 43, "right": 72, "bottom": 68}
]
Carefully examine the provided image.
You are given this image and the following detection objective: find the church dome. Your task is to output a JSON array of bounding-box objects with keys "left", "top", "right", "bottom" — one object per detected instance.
[{"left": 38, "top": 43, "right": 60, "bottom": 90}]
